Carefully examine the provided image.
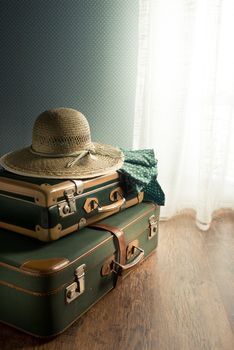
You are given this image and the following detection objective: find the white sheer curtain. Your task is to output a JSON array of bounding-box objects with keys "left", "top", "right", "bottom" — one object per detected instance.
[{"left": 134, "top": 0, "right": 234, "bottom": 228}]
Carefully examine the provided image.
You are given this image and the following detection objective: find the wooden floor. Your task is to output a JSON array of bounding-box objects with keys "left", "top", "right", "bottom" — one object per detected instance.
[{"left": 0, "top": 209, "right": 234, "bottom": 350}]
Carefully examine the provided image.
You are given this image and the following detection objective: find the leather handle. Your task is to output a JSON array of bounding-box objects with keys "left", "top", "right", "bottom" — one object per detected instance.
[
  {"left": 114, "top": 246, "right": 144, "bottom": 273},
  {"left": 97, "top": 198, "right": 126, "bottom": 213},
  {"left": 89, "top": 223, "right": 144, "bottom": 287}
]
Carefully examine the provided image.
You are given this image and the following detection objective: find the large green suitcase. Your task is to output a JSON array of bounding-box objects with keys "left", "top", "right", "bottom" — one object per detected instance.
[
  {"left": 0, "top": 202, "right": 159, "bottom": 337},
  {"left": 0, "top": 168, "right": 143, "bottom": 241}
]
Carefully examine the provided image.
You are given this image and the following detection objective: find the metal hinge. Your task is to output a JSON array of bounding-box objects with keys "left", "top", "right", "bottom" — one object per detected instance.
[
  {"left": 148, "top": 215, "right": 158, "bottom": 240},
  {"left": 66, "top": 264, "right": 86, "bottom": 303}
]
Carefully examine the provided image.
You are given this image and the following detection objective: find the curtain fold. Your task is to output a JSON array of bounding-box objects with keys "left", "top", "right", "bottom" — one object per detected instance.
[{"left": 134, "top": 0, "right": 234, "bottom": 228}]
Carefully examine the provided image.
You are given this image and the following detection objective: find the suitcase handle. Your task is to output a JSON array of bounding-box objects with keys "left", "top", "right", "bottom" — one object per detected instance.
[
  {"left": 114, "top": 246, "right": 144, "bottom": 273},
  {"left": 97, "top": 197, "right": 126, "bottom": 213}
]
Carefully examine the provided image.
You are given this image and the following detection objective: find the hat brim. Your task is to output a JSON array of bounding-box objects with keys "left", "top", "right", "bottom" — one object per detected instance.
[{"left": 0, "top": 143, "right": 124, "bottom": 179}]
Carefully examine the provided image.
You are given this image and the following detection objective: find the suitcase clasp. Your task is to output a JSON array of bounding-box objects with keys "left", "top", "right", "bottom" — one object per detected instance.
[
  {"left": 66, "top": 264, "right": 86, "bottom": 303},
  {"left": 64, "top": 188, "right": 77, "bottom": 213},
  {"left": 58, "top": 188, "right": 77, "bottom": 217},
  {"left": 148, "top": 215, "right": 158, "bottom": 239}
]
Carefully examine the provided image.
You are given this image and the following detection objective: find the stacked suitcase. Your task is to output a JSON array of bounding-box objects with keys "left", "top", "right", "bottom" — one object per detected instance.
[{"left": 0, "top": 109, "right": 162, "bottom": 337}]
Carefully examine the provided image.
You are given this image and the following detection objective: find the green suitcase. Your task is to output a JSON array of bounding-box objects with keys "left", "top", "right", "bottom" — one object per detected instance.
[
  {"left": 0, "top": 168, "right": 143, "bottom": 241},
  {"left": 0, "top": 202, "right": 159, "bottom": 337}
]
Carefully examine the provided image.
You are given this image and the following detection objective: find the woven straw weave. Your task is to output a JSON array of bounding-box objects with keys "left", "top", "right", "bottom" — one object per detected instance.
[
  {"left": 0, "top": 108, "right": 124, "bottom": 179},
  {"left": 32, "top": 108, "right": 94, "bottom": 154}
]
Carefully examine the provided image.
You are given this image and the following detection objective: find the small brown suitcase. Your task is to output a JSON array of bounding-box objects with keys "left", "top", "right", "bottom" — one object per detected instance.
[{"left": 0, "top": 169, "right": 143, "bottom": 241}]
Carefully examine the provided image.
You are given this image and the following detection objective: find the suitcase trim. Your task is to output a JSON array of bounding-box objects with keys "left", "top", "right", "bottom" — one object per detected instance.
[
  {"left": 0, "top": 203, "right": 157, "bottom": 277},
  {"left": 0, "top": 193, "right": 144, "bottom": 241},
  {"left": 0, "top": 172, "right": 119, "bottom": 207},
  {"left": 0, "top": 279, "right": 63, "bottom": 297}
]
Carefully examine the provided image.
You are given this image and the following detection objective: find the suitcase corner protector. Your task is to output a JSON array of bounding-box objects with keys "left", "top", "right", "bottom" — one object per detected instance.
[
  {"left": 20, "top": 257, "right": 70, "bottom": 274},
  {"left": 35, "top": 224, "right": 63, "bottom": 241}
]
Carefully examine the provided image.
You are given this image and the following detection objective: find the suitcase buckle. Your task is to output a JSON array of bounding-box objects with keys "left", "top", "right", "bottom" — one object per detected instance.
[{"left": 66, "top": 264, "right": 86, "bottom": 303}]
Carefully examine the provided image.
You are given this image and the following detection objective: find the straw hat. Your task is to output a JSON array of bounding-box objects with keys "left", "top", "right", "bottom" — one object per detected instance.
[{"left": 0, "top": 108, "right": 124, "bottom": 179}]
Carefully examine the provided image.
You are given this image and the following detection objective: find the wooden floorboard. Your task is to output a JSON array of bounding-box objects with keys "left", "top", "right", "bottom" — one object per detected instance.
[
  {"left": 0, "top": 210, "right": 234, "bottom": 350},
  {"left": 203, "top": 210, "right": 234, "bottom": 334}
]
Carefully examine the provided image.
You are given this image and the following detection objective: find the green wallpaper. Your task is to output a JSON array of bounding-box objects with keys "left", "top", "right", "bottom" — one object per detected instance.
[{"left": 0, "top": 0, "right": 138, "bottom": 155}]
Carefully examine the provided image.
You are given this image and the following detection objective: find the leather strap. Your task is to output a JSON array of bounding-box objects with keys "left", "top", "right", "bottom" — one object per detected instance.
[{"left": 89, "top": 223, "right": 126, "bottom": 267}]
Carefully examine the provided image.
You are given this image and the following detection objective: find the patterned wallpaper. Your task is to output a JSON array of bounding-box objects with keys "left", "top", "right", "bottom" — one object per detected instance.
[{"left": 0, "top": 0, "right": 138, "bottom": 155}]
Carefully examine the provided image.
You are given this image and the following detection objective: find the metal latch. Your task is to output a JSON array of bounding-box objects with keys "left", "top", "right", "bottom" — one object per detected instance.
[
  {"left": 148, "top": 215, "right": 158, "bottom": 239},
  {"left": 64, "top": 188, "right": 76, "bottom": 212},
  {"left": 66, "top": 264, "right": 86, "bottom": 303},
  {"left": 58, "top": 181, "right": 84, "bottom": 217},
  {"left": 58, "top": 188, "right": 77, "bottom": 217}
]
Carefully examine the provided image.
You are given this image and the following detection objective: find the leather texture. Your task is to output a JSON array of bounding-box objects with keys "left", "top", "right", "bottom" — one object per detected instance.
[
  {"left": 90, "top": 223, "right": 126, "bottom": 266},
  {"left": 0, "top": 202, "right": 159, "bottom": 337}
]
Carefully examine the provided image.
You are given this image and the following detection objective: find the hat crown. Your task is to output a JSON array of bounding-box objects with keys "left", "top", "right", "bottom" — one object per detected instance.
[{"left": 32, "top": 108, "right": 93, "bottom": 155}]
